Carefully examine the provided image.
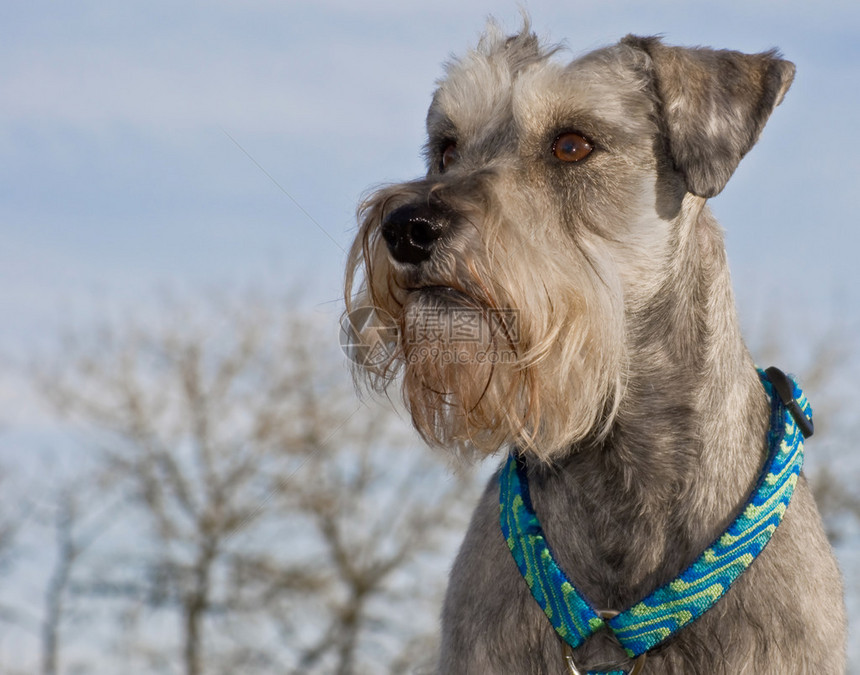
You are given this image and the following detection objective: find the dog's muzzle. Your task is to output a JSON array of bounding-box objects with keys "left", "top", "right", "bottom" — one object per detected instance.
[{"left": 381, "top": 203, "right": 448, "bottom": 265}]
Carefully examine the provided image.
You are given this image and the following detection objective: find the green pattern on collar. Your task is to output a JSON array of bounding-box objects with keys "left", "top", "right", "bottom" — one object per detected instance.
[{"left": 499, "top": 368, "right": 811, "bottom": 674}]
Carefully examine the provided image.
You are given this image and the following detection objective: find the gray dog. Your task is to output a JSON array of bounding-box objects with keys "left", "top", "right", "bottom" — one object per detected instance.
[{"left": 344, "top": 20, "right": 846, "bottom": 674}]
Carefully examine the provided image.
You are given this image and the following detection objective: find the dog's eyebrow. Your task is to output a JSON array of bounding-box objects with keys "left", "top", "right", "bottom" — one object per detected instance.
[
  {"left": 540, "top": 110, "right": 647, "bottom": 151},
  {"left": 426, "top": 110, "right": 458, "bottom": 144}
]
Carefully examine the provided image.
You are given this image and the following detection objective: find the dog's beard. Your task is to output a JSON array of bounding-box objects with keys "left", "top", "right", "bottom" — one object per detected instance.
[
  {"left": 396, "top": 288, "right": 524, "bottom": 454},
  {"left": 345, "top": 186, "right": 627, "bottom": 460}
]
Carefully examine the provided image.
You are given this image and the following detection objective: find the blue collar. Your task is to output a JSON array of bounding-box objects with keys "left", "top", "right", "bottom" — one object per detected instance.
[{"left": 499, "top": 367, "right": 812, "bottom": 674}]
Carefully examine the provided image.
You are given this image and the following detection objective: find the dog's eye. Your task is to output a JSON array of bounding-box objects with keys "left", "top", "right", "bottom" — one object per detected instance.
[
  {"left": 552, "top": 132, "right": 593, "bottom": 163},
  {"left": 441, "top": 143, "right": 459, "bottom": 171}
]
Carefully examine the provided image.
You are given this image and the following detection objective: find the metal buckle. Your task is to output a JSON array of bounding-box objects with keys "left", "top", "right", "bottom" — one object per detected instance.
[{"left": 561, "top": 610, "right": 647, "bottom": 675}]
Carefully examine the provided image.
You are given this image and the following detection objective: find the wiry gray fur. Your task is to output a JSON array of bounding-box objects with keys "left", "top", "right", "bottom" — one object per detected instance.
[{"left": 346, "top": 20, "right": 846, "bottom": 674}]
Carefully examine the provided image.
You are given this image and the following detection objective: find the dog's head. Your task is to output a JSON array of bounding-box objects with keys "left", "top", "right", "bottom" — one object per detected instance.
[{"left": 344, "top": 20, "right": 794, "bottom": 459}]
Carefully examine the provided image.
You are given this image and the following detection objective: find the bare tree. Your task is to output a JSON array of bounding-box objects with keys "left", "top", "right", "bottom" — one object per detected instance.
[
  {"left": 0, "top": 468, "right": 22, "bottom": 627},
  {"left": 35, "top": 293, "right": 475, "bottom": 674},
  {"left": 39, "top": 482, "right": 117, "bottom": 675},
  {"left": 41, "top": 489, "right": 80, "bottom": 675},
  {"left": 9, "top": 290, "right": 854, "bottom": 673}
]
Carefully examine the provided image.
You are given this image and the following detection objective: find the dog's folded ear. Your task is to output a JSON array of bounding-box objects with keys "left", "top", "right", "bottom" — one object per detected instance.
[{"left": 622, "top": 35, "right": 795, "bottom": 199}]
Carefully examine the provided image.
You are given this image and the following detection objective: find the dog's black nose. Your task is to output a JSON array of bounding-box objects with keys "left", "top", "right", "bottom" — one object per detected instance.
[{"left": 381, "top": 205, "right": 446, "bottom": 265}]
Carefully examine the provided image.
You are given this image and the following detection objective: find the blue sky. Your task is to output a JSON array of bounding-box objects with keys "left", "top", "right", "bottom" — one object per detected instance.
[
  {"left": 1, "top": 0, "right": 859, "bottom": 665},
  {"left": 2, "top": 0, "right": 859, "bottom": 360}
]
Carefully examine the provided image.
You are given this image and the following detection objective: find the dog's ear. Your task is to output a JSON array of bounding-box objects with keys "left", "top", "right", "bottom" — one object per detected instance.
[{"left": 622, "top": 35, "right": 795, "bottom": 198}]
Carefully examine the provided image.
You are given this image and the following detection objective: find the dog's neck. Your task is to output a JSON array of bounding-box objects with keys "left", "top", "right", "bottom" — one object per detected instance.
[{"left": 525, "top": 197, "right": 770, "bottom": 610}]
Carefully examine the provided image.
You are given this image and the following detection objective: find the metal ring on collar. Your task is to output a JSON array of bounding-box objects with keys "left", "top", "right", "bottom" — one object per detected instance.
[{"left": 560, "top": 610, "right": 647, "bottom": 675}]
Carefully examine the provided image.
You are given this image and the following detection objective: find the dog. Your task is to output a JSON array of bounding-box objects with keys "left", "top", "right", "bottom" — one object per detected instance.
[{"left": 344, "top": 19, "right": 846, "bottom": 674}]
